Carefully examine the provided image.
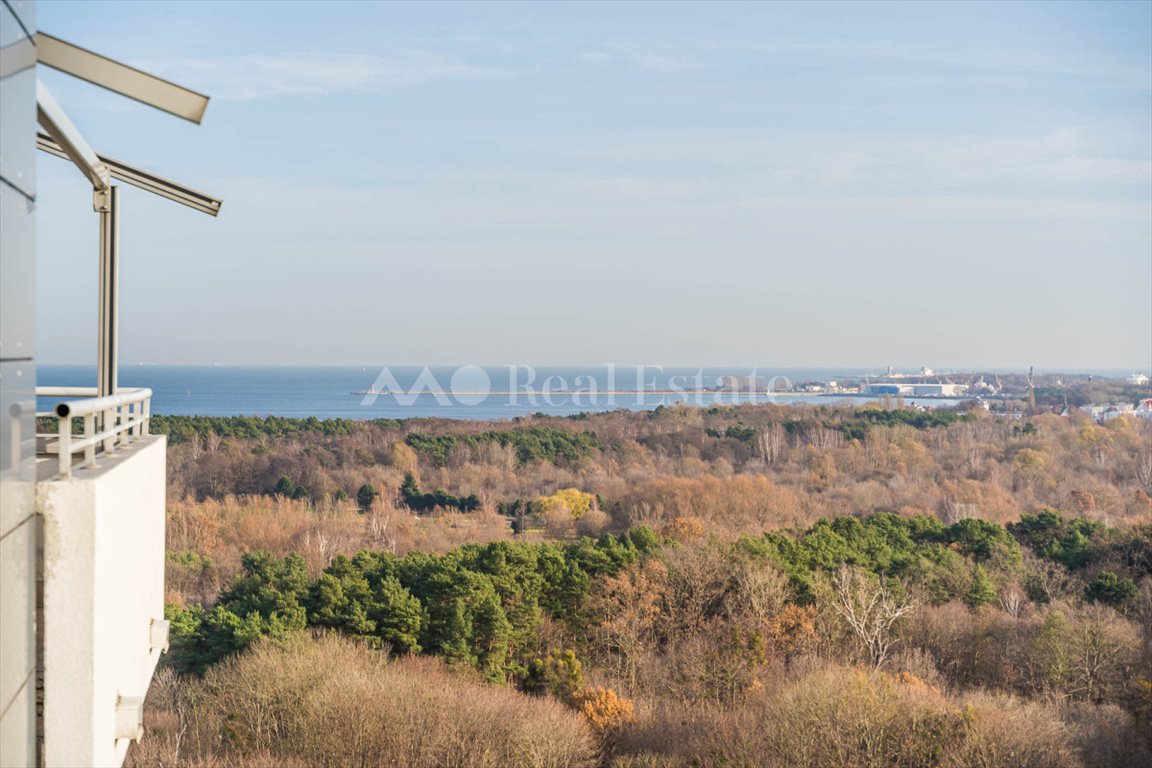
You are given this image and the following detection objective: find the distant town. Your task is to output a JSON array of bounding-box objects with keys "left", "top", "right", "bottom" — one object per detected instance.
[{"left": 713, "top": 367, "right": 1152, "bottom": 421}]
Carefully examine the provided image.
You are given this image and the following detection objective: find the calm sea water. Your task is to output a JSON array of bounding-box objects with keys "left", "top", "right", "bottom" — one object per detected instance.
[{"left": 38, "top": 364, "right": 979, "bottom": 420}]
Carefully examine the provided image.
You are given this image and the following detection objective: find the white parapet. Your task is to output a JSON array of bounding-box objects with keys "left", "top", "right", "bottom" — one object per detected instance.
[{"left": 36, "top": 435, "right": 167, "bottom": 768}]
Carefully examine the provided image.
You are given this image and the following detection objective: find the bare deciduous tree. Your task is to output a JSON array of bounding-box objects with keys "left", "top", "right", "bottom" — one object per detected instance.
[
  {"left": 592, "top": 560, "right": 667, "bottom": 693},
  {"left": 302, "top": 529, "right": 342, "bottom": 568},
  {"left": 727, "top": 558, "right": 790, "bottom": 629},
  {"left": 367, "top": 508, "right": 397, "bottom": 553},
  {"left": 810, "top": 427, "right": 843, "bottom": 452},
  {"left": 188, "top": 432, "right": 203, "bottom": 460},
  {"left": 756, "top": 423, "right": 787, "bottom": 464},
  {"left": 998, "top": 582, "right": 1028, "bottom": 619},
  {"left": 831, "top": 564, "right": 915, "bottom": 669},
  {"left": 940, "top": 499, "right": 978, "bottom": 525},
  {"left": 1135, "top": 448, "right": 1152, "bottom": 490}
]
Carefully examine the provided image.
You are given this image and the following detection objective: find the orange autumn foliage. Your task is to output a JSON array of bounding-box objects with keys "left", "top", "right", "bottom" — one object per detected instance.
[{"left": 571, "top": 686, "right": 635, "bottom": 733}]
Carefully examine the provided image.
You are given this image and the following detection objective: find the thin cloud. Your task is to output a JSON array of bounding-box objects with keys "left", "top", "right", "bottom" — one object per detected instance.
[
  {"left": 580, "top": 37, "right": 1149, "bottom": 90},
  {"left": 142, "top": 52, "right": 511, "bottom": 101},
  {"left": 651, "top": 35, "right": 1143, "bottom": 85},
  {"left": 729, "top": 193, "right": 1149, "bottom": 225},
  {"left": 577, "top": 129, "right": 1151, "bottom": 196},
  {"left": 578, "top": 44, "right": 699, "bottom": 74},
  {"left": 797, "top": 130, "right": 1152, "bottom": 193}
]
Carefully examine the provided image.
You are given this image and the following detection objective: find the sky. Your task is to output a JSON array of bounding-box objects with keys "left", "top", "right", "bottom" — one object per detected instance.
[{"left": 34, "top": 0, "right": 1152, "bottom": 370}]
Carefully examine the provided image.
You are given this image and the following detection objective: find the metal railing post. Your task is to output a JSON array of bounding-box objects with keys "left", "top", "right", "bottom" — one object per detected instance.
[
  {"left": 97, "top": 185, "right": 120, "bottom": 403},
  {"left": 103, "top": 407, "right": 116, "bottom": 455},
  {"left": 84, "top": 414, "right": 96, "bottom": 469},
  {"left": 59, "top": 417, "right": 72, "bottom": 479}
]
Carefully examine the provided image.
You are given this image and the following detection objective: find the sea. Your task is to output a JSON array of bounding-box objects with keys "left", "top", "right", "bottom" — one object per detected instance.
[{"left": 30, "top": 364, "right": 1059, "bottom": 421}]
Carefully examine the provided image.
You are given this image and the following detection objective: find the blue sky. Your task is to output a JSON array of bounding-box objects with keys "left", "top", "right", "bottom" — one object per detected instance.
[{"left": 35, "top": 0, "right": 1152, "bottom": 370}]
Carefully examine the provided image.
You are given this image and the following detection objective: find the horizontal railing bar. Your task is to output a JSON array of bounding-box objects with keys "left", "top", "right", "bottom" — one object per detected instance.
[
  {"left": 36, "top": 386, "right": 148, "bottom": 397},
  {"left": 54, "top": 388, "right": 152, "bottom": 419},
  {"left": 37, "top": 386, "right": 98, "bottom": 397},
  {"left": 57, "top": 434, "right": 104, "bottom": 453},
  {"left": 38, "top": 421, "right": 147, "bottom": 452},
  {"left": 36, "top": 385, "right": 152, "bottom": 478}
]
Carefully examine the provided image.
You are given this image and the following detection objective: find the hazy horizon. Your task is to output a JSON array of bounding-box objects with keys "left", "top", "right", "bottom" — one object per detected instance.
[
  {"left": 36, "top": 361, "right": 1146, "bottom": 378},
  {"left": 34, "top": 1, "right": 1151, "bottom": 370}
]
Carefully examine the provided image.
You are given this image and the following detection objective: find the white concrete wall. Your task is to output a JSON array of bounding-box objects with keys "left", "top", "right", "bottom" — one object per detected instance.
[{"left": 37, "top": 436, "right": 167, "bottom": 768}]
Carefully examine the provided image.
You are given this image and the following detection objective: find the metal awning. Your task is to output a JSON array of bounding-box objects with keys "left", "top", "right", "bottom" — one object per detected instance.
[{"left": 35, "top": 33, "right": 221, "bottom": 400}]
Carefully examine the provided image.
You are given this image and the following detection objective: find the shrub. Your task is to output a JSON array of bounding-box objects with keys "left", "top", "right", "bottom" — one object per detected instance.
[
  {"left": 356, "top": 483, "right": 379, "bottom": 510},
  {"left": 945, "top": 692, "right": 1082, "bottom": 768},
  {"left": 1061, "top": 700, "right": 1152, "bottom": 768},
  {"left": 762, "top": 665, "right": 961, "bottom": 768},
  {"left": 525, "top": 649, "right": 584, "bottom": 703},
  {"left": 572, "top": 686, "right": 636, "bottom": 734},
  {"left": 132, "top": 634, "right": 595, "bottom": 768},
  {"left": 1083, "top": 571, "right": 1136, "bottom": 610}
]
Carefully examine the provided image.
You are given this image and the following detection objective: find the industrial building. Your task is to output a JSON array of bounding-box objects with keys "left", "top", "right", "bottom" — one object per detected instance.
[{"left": 862, "top": 382, "right": 969, "bottom": 397}]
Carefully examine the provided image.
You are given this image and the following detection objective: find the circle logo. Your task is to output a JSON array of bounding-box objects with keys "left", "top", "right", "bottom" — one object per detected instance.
[{"left": 450, "top": 365, "right": 491, "bottom": 405}]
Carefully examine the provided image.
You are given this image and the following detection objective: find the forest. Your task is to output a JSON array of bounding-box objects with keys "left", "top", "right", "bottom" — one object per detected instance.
[{"left": 131, "top": 402, "right": 1152, "bottom": 767}]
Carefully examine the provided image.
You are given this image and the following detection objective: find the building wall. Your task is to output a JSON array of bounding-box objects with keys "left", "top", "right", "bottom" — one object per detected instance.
[
  {"left": 0, "top": 1, "right": 39, "bottom": 766},
  {"left": 38, "top": 437, "right": 168, "bottom": 768}
]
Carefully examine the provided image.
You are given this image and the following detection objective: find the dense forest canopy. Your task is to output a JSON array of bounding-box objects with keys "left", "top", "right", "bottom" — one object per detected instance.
[
  {"left": 166, "top": 512, "right": 1148, "bottom": 675},
  {"left": 134, "top": 402, "right": 1151, "bottom": 768}
]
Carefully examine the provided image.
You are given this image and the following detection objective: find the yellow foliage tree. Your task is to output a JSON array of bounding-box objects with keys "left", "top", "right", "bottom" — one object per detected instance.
[
  {"left": 1012, "top": 448, "right": 1047, "bottom": 473},
  {"left": 661, "top": 516, "right": 704, "bottom": 542},
  {"left": 570, "top": 686, "right": 635, "bottom": 734},
  {"left": 538, "top": 488, "right": 597, "bottom": 520},
  {"left": 389, "top": 441, "right": 419, "bottom": 473}
]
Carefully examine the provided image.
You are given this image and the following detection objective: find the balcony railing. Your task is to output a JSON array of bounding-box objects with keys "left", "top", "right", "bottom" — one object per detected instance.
[{"left": 35, "top": 387, "right": 152, "bottom": 478}]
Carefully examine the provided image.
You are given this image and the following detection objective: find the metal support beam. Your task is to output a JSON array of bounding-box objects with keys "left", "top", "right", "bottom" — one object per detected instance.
[
  {"left": 96, "top": 186, "right": 119, "bottom": 400},
  {"left": 37, "top": 133, "right": 222, "bottom": 216},
  {"left": 36, "top": 32, "right": 210, "bottom": 124},
  {"left": 36, "top": 79, "right": 110, "bottom": 194}
]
